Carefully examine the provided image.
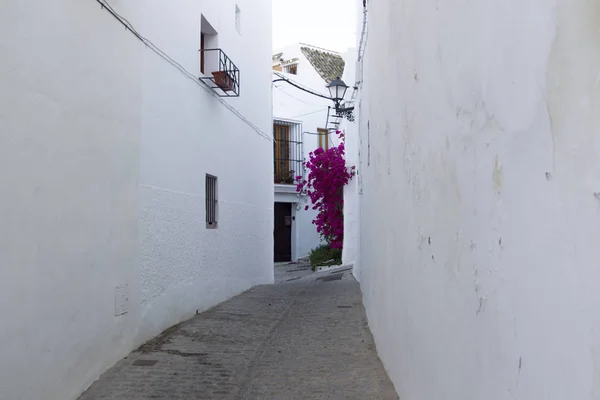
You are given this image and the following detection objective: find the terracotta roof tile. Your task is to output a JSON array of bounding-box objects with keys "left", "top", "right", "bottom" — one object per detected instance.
[{"left": 300, "top": 47, "right": 345, "bottom": 83}]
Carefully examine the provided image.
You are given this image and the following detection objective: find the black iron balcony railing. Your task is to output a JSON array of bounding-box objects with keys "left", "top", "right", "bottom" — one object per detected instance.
[
  {"left": 199, "top": 48, "right": 240, "bottom": 97},
  {"left": 274, "top": 138, "right": 303, "bottom": 185}
]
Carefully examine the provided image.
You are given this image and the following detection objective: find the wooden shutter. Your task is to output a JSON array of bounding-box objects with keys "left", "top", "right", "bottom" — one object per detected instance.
[
  {"left": 274, "top": 125, "right": 290, "bottom": 182},
  {"left": 317, "top": 128, "right": 329, "bottom": 150}
]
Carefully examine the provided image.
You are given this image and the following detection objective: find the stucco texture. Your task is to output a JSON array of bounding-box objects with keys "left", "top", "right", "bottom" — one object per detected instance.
[
  {"left": 136, "top": 0, "right": 275, "bottom": 352},
  {"left": 0, "top": 0, "right": 273, "bottom": 399},
  {"left": 355, "top": 0, "right": 600, "bottom": 399},
  {"left": 0, "top": 1, "right": 143, "bottom": 399}
]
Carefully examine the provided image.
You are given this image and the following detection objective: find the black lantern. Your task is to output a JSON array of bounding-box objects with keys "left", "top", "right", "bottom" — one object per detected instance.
[{"left": 326, "top": 77, "right": 349, "bottom": 103}]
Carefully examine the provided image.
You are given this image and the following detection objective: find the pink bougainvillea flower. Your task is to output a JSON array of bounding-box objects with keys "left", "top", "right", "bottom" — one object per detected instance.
[{"left": 296, "top": 131, "right": 355, "bottom": 249}]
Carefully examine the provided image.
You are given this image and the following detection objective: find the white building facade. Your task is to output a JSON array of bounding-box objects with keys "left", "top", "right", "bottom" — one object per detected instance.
[
  {"left": 0, "top": 1, "right": 273, "bottom": 399},
  {"left": 272, "top": 43, "right": 345, "bottom": 262},
  {"left": 350, "top": 0, "right": 600, "bottom": 399}
]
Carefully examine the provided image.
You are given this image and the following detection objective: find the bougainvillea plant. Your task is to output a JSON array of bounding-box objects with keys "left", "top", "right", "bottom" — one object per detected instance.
[{"left": 296, "top": 131, "right": 355, "bottom": 249}]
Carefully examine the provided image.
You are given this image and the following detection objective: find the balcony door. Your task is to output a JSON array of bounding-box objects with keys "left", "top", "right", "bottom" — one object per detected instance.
[{"left": 274, "top": 124, "right": 291, "bottom": 183}]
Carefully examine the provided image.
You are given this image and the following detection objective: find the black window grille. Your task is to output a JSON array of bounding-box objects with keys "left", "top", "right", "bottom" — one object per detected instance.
[
  {"left": 198, "top": 48, "right": 240, "bottom": 97},
  {"left": 273, "top": 124, "right": 303, "bottom": 184},
  {"left": 206, "top": 174, "right": 218, "bottom": 228}
]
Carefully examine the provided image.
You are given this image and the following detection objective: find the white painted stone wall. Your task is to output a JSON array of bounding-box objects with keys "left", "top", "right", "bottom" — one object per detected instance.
[
  {"left": 273, "top": 44, "right": 339, "bottom": 259},
  {"left": 0, "top": 2, "right": 143, "bottom": 399},
  {"left": 356, "top": 1, "right": 600, "bottom": 399},
  {"left": 339, "top": 48, "right": 360, "bottom": 268},
  {"left": 136, "top": 0, "right": 273, "bottom": 346},
  {"left": 0, "top": 0, "right": 272, "bottom": 399}
]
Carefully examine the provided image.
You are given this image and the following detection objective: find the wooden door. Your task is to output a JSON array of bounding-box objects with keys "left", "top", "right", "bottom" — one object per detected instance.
[{"left": 274, "top": 202, "right": 292, "bottom": 262}]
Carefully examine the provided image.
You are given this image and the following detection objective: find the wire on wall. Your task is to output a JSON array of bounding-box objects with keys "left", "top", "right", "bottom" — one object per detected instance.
[
  {"left": 273, "top": 72, "right": 335, "bottom": 131},
  {"left": 273, "top": 84, "right": 330, "bottom": 107},
  {"left": 94, "top": 0, "right": 273, "bottom": 142},
  {"left": 303, "top": 131, "right": 330, "bottom": 136},
  {"left": 347, "top": 1, "right": 369, "bottom": 108},
  {"left": 288, "top": 109, "right": 328, "bottom": 119},
  {"left": 272, "top": 72, "right": 332, "bottom": 101}
]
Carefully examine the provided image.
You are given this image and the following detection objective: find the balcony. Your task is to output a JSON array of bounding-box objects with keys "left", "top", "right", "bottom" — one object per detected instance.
[
  {"left": 199, "top": 48, "right": 240, "bottom": 97},
  {"left": 273, "top": 121, "right": 303, "bottom": 185}
]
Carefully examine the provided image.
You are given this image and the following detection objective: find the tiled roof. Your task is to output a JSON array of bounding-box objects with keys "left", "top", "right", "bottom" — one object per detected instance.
[{"left": 300, "top": 46, "right": 345, "bottom": 83}]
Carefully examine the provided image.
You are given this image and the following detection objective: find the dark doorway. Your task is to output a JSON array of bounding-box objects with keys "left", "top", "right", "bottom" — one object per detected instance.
[{"left": 274, "top": 202, "right": 292, "bottom": 262}]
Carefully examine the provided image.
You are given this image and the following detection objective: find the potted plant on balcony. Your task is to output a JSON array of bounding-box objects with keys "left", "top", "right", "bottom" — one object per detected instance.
[
  {"left": 274, "top": 170, "right": 295, "bottom": 184},
  {"left": 212, "top": 70, "right": 235, "bottom": 91}
]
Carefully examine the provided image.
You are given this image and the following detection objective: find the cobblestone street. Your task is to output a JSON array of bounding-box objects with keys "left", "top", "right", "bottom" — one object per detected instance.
[{"left": 79, "top": 269, "right": 397, "bottom": 400}]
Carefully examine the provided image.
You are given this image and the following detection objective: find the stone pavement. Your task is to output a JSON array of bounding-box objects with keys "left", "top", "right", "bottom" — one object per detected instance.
[
  {"left": 79, "top": 271, "right": 398, "bottom": 400},
  {"left": 273, "top": 260, "right": 313, "bottom": 283}
]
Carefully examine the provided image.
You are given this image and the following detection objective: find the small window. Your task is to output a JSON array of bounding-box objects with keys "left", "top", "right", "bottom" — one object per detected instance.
[
  {"left": 206, "top": 174, "right": 218, "bottom": 228},
  {"left": 284, "top": 64, "right": 298, "bottom": 75},
  {"left": 200, "top": 32, "right": 205, "bottom": 74},
  {"left": 318, "top": 128, "right": 329, "bottom": 150},
  {"left": 235, "top": 5, "right": 241, "bottom": 35}
]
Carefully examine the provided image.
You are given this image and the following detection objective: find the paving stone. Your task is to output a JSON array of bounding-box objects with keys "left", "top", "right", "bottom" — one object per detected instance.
[{"left": 79, "top": 273, "right": 397, "bottom": 400}]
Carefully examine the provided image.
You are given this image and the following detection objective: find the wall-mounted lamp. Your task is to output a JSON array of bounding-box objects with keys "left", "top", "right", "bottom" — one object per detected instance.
[
  {"left": 326, "top": 77, "right": 355, "bottom": 121},
  {"left": 326, "top": 77, "right": 348, "bottom": 104}
]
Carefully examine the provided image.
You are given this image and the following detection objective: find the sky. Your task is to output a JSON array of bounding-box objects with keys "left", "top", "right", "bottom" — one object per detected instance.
[{"left": 272, "top": 0, "right": 357, "bottom": 53}]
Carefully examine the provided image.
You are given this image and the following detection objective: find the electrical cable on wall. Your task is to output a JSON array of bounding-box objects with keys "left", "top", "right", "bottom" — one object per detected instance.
[
  {"left": 94, "top": 0, "right": 273, "bottom": 142},
  {"left": 273, "top": 72, "right": 337, "bottom": 131},
  {"left": 288, "top": 109, "right": 328, "bottom": 119},
  {"left": 351, "top": 2, "right": 369, "bottom": 105},
  {"left": 303, "top": 131, "right": 330, "bottom": 136},
  {"left": 272, "top": 72, "right": 331, "bottom": 100},
  {"left": 273, "top": 84, "right": 330, "bottom": 107}
]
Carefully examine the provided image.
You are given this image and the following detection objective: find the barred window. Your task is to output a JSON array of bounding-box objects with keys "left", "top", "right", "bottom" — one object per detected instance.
[{"left": 206, "top": 174, "right": 218, "bottom": 228}]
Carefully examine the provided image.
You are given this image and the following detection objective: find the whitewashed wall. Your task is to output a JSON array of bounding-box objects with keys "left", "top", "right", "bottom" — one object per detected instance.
[
  {"left": 0, "top": 2, "right": 143, "bottom": 399},
  {"left": 0, "top": 0, "right": 272, "bottom": 399},
  {"left": 136, "top": 0, "right": 273, "bottom": 346},
  {"left": 357, "top": 1, "right": 600, "bottom": 399},
  {"left": 339, "top": 48, "right": 359, "bottom": 267},
  {"left": 272, "top": 46, "right": 334, "bottom": 259}
]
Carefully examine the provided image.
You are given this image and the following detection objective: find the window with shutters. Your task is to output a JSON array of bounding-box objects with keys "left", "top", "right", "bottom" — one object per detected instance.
[
  {"left": 283, "top": 64, "right": 298, "bottom": 75},
  {"left": 206, "top": 174, "right": 218, "bottom": 228},
  {"left": 318, "top": 128, "right": 329, "bottom": 150},
  {"left": 273, "top": 120, "right": 303, "bottom": 185},
  {"left": 274, "top": 124, "right": 291, "bottom": 183}
]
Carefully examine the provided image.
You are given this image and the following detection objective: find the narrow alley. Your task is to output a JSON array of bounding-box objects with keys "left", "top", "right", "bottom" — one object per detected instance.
[{"left": 78, "top": 267, "right": 397, "bottom": 400}]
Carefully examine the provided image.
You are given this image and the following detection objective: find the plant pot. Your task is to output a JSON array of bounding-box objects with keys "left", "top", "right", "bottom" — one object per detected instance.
[{"left": 212, "top": 71, "right": 234, "bottom": 91}]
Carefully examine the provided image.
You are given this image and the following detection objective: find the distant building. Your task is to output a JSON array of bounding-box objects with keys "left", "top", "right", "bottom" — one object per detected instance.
[{"left": 271, "top": 43, "right": 346, "bottom": 262}]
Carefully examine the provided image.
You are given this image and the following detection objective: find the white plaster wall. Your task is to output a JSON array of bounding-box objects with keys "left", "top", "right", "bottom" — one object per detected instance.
[
  {"left": 134, "top": 0, "right": 274, "bottom": 345},
  {"left": 0, "top": 0, "right": 272, "bottom": 398},
  {"left": 273, "top": 45, "right": 336, "bottom": 259},
  {"left": 0, "top": 1, "right": 142, "bottom": 399},
  {"left": 339, "top": 48, "right": 360, "bottom": 267},
  {"left": 357, "top": 1, "right": 600, "bottom": 399}
]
